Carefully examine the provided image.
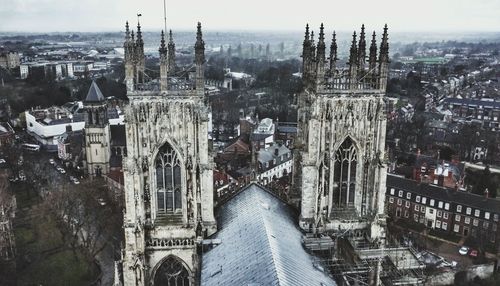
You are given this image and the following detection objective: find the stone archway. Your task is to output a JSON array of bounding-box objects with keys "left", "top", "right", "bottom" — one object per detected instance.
[{"left": 152, "top": 255, "right": 191, "bottom": 286}]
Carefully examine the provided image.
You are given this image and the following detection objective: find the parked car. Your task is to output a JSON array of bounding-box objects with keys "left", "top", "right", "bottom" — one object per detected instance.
[
  {"left": 97, "top": 198, "right": 106, "bottom": 206},
  {"left": 49, "top": 158, "right": 55, "bottom": 165},
  {"left": 469, "top": 249, "right": 479, "bottom": 257},
  {"left": 0, "top": 158, "right": 6, "bottom": 164},
  {"left": 459, "top": 246, "right": 469, "bottom": 256},
  {"left": 73, "top": 179, "right": 80, "bottom": 185}
]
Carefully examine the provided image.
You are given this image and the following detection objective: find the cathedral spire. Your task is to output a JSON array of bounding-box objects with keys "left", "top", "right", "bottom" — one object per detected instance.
[
  {"left": 378, "top": 24, "right": 390, "bottom": 91},
  {"left": 195, "top": 22, "right": 205, "bottom": 95},
  {"left": 316, "top": 23, "right": 326, "bottom": 88},
  {"left": 159, "top": 30, "right": 168, "bottom": 92},
  {"left": 329, "top": 31, "right": 338, "bottom": 75},
  {"left": 136, "top": 22, "right": 143, "bottom": 47},
  {"left": 167, "top": 29, "right": 176, "bottom": 74},
  {"left": 348, "top": 31, "right": 358, "bottom": 86},
  {"left": 368, "top": 31, "right": 378, "bottom": 79},
  {"left": 357, "top": 24, "right": 366, "bottom": 74},
  {"left": 125, "top": 21, "right": 130, "bottom": 41},
  {"left": 159, "top": 30, "right": 167, "bottom": 52}
]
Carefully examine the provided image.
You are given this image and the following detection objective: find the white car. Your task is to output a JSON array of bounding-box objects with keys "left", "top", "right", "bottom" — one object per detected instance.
[
  {"left": 49, "top": 159, "right": 55, "bottom": 165},
  {"left": 0, "top": 158, "right": 6, "bottom": 164},
  {"left": 459, "top": 246, "right": 469, "bottom": 256},
  {"left": 73, "top": 179, "right": 80, "bottom": 185}
]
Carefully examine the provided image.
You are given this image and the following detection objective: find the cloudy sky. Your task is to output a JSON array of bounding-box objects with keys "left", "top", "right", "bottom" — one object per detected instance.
[{"left": 0, "top": 0, "right": 499, "bottom": 33}]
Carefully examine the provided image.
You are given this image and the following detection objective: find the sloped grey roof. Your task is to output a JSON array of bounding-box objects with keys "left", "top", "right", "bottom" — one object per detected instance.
[
  {"left": 201, "top": 184, "right": 336, "bottom": 286},
  {"left": 85, "top": 81, "right": 105, "bottom": 102}
]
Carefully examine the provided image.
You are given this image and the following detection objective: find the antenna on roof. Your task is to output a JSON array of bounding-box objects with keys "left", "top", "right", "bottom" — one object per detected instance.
[{"left": 163, "top": 0, "right": 167, "bottom": 35}]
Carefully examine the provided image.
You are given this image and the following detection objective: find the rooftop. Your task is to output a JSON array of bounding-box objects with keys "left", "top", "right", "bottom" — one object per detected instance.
[
  {"left": 387, "top": 174, "right": 500, "bottom": 214},
  {"left": 201, "top": 184, "right": 336, "bottom": 286}
]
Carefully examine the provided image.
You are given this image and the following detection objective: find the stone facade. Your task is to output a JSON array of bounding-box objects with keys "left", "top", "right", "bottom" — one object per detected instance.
[
  {"left": 295, "top": 24, "right": 390, "bottom": 242},
  {"left": 122, "top": 22, "right": 216, "bottom": 286}
]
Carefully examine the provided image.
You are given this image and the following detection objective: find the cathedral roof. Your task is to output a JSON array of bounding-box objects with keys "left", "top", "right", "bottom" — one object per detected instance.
[
  {"left": 201, "top": 183, "right": 336, "bottom": 286},
  {"left": 85, "top": 81, "right": 105, "bottom": 103}
]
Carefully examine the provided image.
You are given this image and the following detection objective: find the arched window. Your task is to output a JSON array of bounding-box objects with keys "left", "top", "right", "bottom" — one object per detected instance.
[
  {"left": 332, "top": 137, "right": 357, "bottom": 208},
  {"left": 154, "top": 256, "right": 191, "bottom": 286},
  {"left": 156, "top": 143, "right": 182, "bottom": 215}
]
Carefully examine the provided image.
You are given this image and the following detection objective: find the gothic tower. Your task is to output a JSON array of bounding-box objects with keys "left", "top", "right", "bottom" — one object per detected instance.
[
  {"left": 124, "top": 21, "right": 146, "bottom": 92},
  {"left": 295, "top": 24, "right": 390, "bottom": 242},
  {"left": 167, "top": 30, "right": 177, "bottom": 74},
  {"left": 122, "top": 22, "right": 216, "bottom": 286},
  {"left": 159, "top": 30, "right": 168, "bottom": 92},
  {"left": 84, "top": 81, "right": 111, "bottom": 177}
]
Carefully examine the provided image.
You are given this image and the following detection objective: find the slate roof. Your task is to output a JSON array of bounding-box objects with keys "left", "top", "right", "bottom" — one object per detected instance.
[
  {"left": 201, "top": 184, "right": 336, "bottom": 286},
  {"left": 85, "top": 81, "right": 105, "bottom": 103}
]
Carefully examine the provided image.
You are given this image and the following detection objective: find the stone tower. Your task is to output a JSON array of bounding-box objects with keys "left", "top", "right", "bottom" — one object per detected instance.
[
  {"left": 122, "top": 22, "right": 216, "bottom": 286},
  {"left": 84, "top": 81, "right": 110, "bottom": 177},
  {"left": 159, "top": 30, "right": 168, "bottom": 92},
  {"left": 124, "top": 21, "right": 146, "bottom": 92},
  {"left": 295, "top": 24, "right": 390, "bottom": 242},
  {"left": 167, "top": 30, "right": 177, "bottom": 75}
]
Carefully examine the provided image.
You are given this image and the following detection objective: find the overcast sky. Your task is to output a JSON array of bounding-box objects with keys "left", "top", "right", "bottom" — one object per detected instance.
[{"left": 0, "top": 0, "right": 499, "bottom": 33}]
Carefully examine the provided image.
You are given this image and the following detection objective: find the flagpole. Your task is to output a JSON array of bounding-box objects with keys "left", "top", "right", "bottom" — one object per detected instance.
[{"left": 163, "top": 0, "right": 167, "bottom": 33}]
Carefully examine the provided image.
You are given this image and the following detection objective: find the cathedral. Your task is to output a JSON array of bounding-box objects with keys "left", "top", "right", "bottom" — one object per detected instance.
[
  {"left": 119, "top": 15, "right": 391, "bottom": 284},
  {"left": 121, "top": 21, "right": 216, "bottom": 285},
  {"left": 294, "top": 23, "right": 390, "bottom": 242}
]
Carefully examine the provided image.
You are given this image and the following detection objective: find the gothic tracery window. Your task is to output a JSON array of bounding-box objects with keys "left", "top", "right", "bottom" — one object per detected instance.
[
  {"left": 156, "top": 143, "right": 182, "bottom": 215},
  {"left": 154, "top": 256, "right": 191, "bottom": 286},
  {"left": 332, "top": 137, "right": 357, "bottom": 208}
]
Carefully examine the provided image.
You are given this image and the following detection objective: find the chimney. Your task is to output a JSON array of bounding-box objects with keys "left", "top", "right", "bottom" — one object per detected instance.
[{"left": 274, "top": 147, "right": 279, "bottom": 156}]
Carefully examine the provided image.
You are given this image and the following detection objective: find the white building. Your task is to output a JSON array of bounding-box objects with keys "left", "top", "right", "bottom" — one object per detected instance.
[
  {"left": 257, "top": 143, "right": 293, "bottom": 185},
  {"left": 251, "top": 117, "right": 275, "bottom": 148}
]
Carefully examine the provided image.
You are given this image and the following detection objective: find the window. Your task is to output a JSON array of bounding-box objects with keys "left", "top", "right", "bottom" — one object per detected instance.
[
  {"left": 397, "top": 199, "right": 402, "bottom": 206},
  {"left": 422, "top": 197, "right": 427, "bottom": 204},
  {"left": 493, "top": 224, "right": 497, "bottom": 232},
  {"left": 454, "top": 224, "right": 460, "bottom": 232},
  {"left": 485, "top": 212, "right": 490, "bottom": 220},
  {"left": 405, "top": 211, "right": 409, "bottom": 218},
  {"left": 445, "top": 203, "right": 450, "bottom": 210},
  {"left": 416, "top": 196, "right": 421, "bottom": 203},
  {"left": 429, "top": 209, "right": 434, "bottom": 214},
  {"left": 443, "top": 212, "right": 449, "bottom": 219},
  {"left": 398, "top": 190, "right": 403, "bottom": 197},
  {"left": 156, "top": 143, "right": 183, "bottom": 215},
  {"left": 494, "top": 214, "right": 499, "bottom": 222},
  {"left": 466, "top": 207, "right": 471, "bottom": 215},
  {"left": 415, "top": 205, "right": 419, "bottom": 211},
  {"left": 332, "top": 137, "right": 357, "bottom": 208},
  {"left": 475, "top": 210, "right": 480, "bottom": 217},
  {"left": 421, "top": 205, "right": 425, "bottom": 213},
  {"left": 455, "top": 215, "right": 461, "bottom": 222},
  {"left": 436, "top": 220, "right": 442, "bottom": 228},
  {"left": 153, "top": 256, "right": 191, "bottom": 286},
  {"left": 465, "top": 217, "right": 470, "bottom": 224},
  {"left": 442, "top": 222, "right": 448, "bottom": 230},
  {"left": 390, "top": 188, "right": 395, "bottom": 195},
  {"left": 405, "top": 201, "right": 410, "bottom": 208},
  {"left": 414, "top": 214, "right": 419, "bottom": 222},
  {"left": 430, "top": 199, "right": 435, "bottom": 206},
  {"left": 437, "top": 211, "right": 442, "bottom": 218},
  {"left": 406, "top": 193, "right": 411, "bottom": 200},
  {"left": 483, "top": 221, "right": 489, "bottom": 229},
  {"left": 457, "top": 205, "right": 462, "bottom": 212},
  {"left": 389, "top": 197, "right": 394, "bottom": 204},
  {"left": 473, "top": 219, "right": 479, "bottom": 226},
  {"left": 438, "top": 201, "right": 443, "bottom": 209}
]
